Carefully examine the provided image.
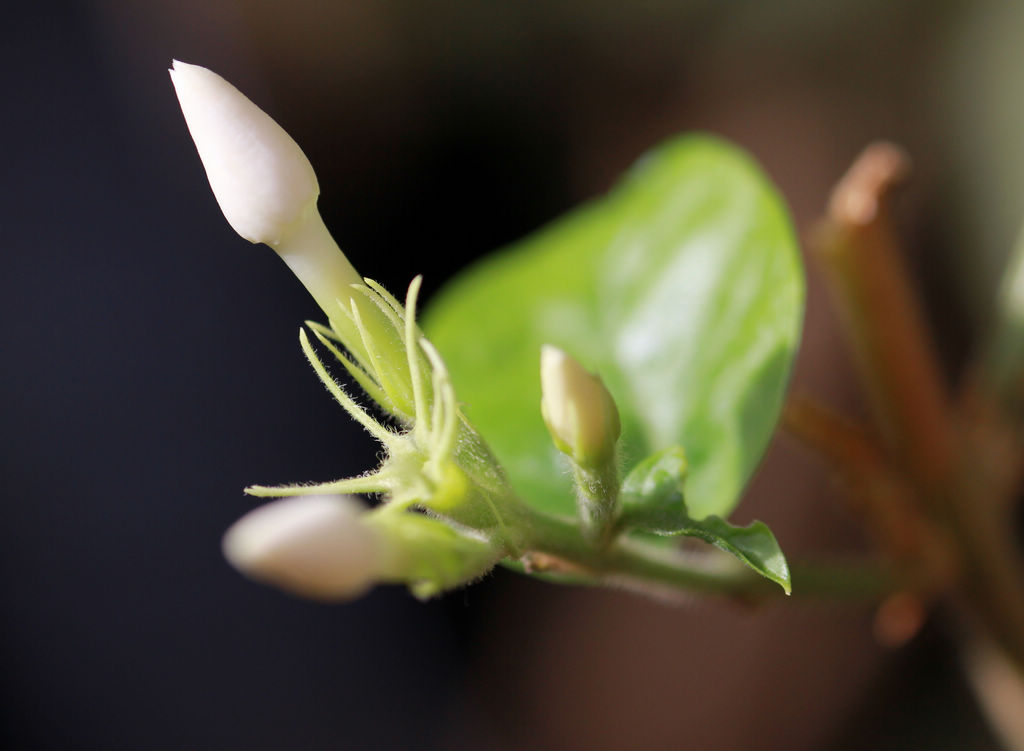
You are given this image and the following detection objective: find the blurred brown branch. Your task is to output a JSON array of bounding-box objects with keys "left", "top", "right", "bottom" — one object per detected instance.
[{"left": 791, "top": 142, "right": 1024, "bottom": 697}]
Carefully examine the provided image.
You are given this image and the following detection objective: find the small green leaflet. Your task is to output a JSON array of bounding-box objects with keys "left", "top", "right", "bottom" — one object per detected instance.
[{"left": 619, "top": 447, "right": 790, "bottom": 593}]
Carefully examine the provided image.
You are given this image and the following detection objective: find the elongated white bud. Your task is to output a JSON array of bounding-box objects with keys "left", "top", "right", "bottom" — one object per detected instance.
[
  {"left": 540, "top": 345, "right": 621, "bottom": 468},
  {"left": 170, "top": 60, "right": 362, "bottom": 332},
  {"left": 169, "top": 60, "right": 318, "bottom": 245},
  {"left": 222, "top": 495, "right": 378, "bottom": 601}
]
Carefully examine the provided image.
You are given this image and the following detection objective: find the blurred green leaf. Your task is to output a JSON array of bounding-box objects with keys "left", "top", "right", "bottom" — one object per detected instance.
[
  {"left": 985, "top": 221, "right": 1024, "bottom": 415},
  {"left": 619, "top": 446, "right": 790, "bottom": 593},
  {"left": 425, "top": 134, "right": 803, "bottom": 520}
]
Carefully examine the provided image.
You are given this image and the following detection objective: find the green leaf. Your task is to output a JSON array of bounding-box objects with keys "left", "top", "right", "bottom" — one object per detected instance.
[
  {"left": 678, "top": 515, "right": 791, "bottom": 594},
  {"left": 424, "top": 134, "right": 804, "bottom": 520},
  {"left": 618, "top": 446, "right": 691, "bottom": 534},
  {"left": 618, "top": 446, "right": 790, "bottom": 593}
]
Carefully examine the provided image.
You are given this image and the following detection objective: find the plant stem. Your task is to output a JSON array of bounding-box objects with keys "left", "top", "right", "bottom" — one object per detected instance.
[
  {"left": 810, "top": 143, "right": 1024, "bottom": 675},
  {"left": 783, "top": 396, "right": 957, "bottom": 589},
  {"left": 572, "top": 462, "right": 619, "bottom": 547},
  {"left": 515, "top": 506, "right": 893, "bottom": 602},
  {"left": 811, "top": 143, "right": 955, "bottom": 489}
]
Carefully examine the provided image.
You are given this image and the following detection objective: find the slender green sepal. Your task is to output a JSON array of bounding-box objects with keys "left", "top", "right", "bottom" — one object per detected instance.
[
  {"left": 307, "top": 327, "right": 391, "bottom": 412},
  {"left": 298, "top": 328, "right": 396, "bottom": 445}
]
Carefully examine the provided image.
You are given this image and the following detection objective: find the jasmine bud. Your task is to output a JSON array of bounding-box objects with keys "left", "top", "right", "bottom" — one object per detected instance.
[
  {"left": 169, "top": 60, "right": 363, "bottom": 337},
  {"left": 540, "top": 345, "right": 621, "bottom": 469},
  {"left": 222, "top": 495, "right": 378, "bottom": 601}
]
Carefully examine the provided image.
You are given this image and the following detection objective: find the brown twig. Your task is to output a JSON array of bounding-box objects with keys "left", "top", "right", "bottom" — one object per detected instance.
[
  {"left": 806, "top": 143, "right": 1024, "bottom": 677},
  {"left": 783, "top": 396, "right": 956, "bottom": 590},
  {"left": 811, "top": 143, "right": 955, "bottom": 490}
]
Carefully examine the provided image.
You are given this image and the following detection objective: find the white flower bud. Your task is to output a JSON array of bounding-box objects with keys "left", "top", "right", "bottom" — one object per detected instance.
[
  {"left": 540, "top": 345, "right": 621, "bottom": 468},
  {"left": 169, "top": 60, "right": 318, "bottom": 246},
  {"left": 222, "top": 495, "right": 379, "bottom": 601},
  {"left": 170, "top": 60, "right": 364, "bottom": 341}
]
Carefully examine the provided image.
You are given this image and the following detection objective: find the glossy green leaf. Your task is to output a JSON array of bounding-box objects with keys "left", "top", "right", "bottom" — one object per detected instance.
[
  {"left": 676, "top": 515, "right": 791, "bottom": 594},
  {"left": 618, "top": 446, "right": 691, "bottom": 534},
  {"left": 619, "top": 446, "right": 790, "bottom": 593},
  {"left": 424, "top": 134, "right": 803, "bottom": 520}
]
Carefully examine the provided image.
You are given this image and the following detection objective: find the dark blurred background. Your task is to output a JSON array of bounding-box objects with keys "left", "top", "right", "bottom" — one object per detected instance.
[{"left": 4, "top": 1, "right": 1024, "bottom": 749}]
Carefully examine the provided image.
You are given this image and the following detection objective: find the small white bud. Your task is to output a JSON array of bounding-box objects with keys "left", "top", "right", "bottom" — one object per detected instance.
[
  {"left": 222, "top": 495, "right": 379, "bottom": 601},
  {"left": 540, "top": 345, "right": 621, "bottom": 468},
  {"left": 169, "top": 60, "right": 318, "bottom": 246}
]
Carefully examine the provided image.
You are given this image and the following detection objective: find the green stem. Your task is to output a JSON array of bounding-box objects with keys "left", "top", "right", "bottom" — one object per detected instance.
[
  {"left": 513, "top": 505, "right": 894, "bottom": 602},
  {"left": 573, "top": 461, "right": 619, "bottom": 547}
]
